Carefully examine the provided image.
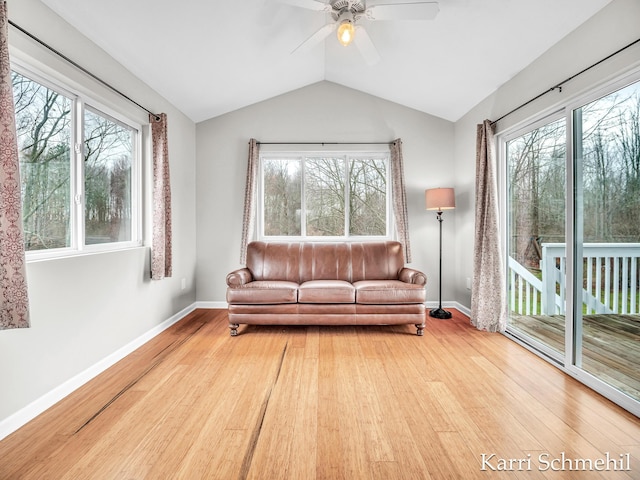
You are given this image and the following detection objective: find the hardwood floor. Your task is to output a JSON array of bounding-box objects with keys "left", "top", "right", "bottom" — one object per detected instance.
[{"left": 1, "top": 309, "right": 639, "bottom": 479}]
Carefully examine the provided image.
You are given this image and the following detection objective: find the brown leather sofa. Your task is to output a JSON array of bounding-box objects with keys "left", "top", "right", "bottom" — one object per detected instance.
[{"left": 225, "top": 241, "right": 427, "bottom": 336}]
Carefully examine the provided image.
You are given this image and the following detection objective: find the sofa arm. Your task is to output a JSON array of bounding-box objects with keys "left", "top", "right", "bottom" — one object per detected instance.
[
  {"left": 226, "top": 268, "right": 254, "bottom": 287},
  {"left": 398, "top": 267, "right": 427, "bottom": 286}
]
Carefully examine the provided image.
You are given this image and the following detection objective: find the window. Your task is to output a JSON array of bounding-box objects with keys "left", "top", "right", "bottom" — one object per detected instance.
[
  {"left": 259, "top": 152, "right": 390, "bottom": 240},
  {"left": 11, "top": 67, "right": 140, "bottom": 257}
]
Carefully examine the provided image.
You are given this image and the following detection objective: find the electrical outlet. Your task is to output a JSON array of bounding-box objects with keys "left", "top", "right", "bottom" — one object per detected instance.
[
  {"left": 181, "top": 278, "right": 186, "bottom": 290},
  {"left": 466, "top": 277, "right": 471, "bottom": 290}
]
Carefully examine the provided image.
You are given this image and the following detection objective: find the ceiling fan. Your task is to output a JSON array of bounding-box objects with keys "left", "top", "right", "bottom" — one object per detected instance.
[{"left": 280, "top": 0, "right": 439, "bottom": 65}]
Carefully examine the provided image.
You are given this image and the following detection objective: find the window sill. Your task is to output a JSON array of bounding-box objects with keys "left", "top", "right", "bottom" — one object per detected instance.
[{"left": 25, "top": 243, "right": 145, "bottom": 264}]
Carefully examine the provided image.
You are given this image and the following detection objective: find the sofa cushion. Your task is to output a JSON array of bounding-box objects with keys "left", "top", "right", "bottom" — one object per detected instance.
[
  {"left": 298, "top": 303, "right": 356, "bottom": 314},
  {"left": 226, "top": 280, "right": 298, "bottom": 304},
  {"left": 298, "top": 280, "right": 355, "bottom": 304},
  {"left": 354, "top": 280, "right": 425, "bottom": 304}
]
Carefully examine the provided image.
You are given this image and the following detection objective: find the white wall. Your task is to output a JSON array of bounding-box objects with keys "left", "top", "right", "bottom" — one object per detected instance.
[
  {"left": 453, "top": 0, "right": 640, "bottom": 308},
  {"left": 195, "top": 81, "right": 455, "bottom": 305},
  {"left": 0, "top": 0, "right": 197, "bottom": 432}
]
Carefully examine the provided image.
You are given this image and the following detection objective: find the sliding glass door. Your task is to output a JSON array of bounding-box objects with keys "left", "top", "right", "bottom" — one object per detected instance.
[{"left": 503, "top": 74, "right": 640, "bottom": 414}]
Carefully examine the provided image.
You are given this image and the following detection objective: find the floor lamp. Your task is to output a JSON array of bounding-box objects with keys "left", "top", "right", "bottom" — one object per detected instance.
[{"left": 425, "top": 188, "right": 455, "bottom": 319}]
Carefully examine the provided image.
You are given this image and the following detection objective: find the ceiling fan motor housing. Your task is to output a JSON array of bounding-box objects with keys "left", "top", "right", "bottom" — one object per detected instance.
[{"left": 330, "top": 0, "right": 366, "bottom": 21}]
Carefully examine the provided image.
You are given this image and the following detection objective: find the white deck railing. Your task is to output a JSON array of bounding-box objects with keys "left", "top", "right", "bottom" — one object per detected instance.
[
  {"left": 508, "top": 256, "right": 543, "bottom": 315},
  {"left": 509, "top": 243, "right": 640, "bottom": 316}
]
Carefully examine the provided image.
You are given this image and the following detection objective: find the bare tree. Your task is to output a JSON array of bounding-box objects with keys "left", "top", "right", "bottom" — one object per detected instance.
[
  {"left": 508, "top": 119, "right": 565, "bottom": 267},
  {"left": 349, "top": 158, "right": 386, "bottom": 235},
  {"left": 508, "top": 81, "right": 640, "bottom": 275},
  {"left": 263, "top": 159, "right": 301, "bottom": 236},
  {"left": 262, "top": 155, "right": 388, "bottom": 237},
  {"left": 84, "top": 110, "right": 133, "bottom": 243},
  {"left": 13, "top": 71, "right": 72, "bottom": 250},
  {"left": 305, "top": 157, "right": 345, "bottom": 236}
]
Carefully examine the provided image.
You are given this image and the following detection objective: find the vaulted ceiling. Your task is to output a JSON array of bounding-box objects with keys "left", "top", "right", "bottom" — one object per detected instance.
[{"left": 41, "top": 0, "right": 613, "bottom": 123}]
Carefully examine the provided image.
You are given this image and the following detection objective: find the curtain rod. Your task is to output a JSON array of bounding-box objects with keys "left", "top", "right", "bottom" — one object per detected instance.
[
  {"left": 492, "top": 36, "right": 640, "bottom": 126},
  {"left": 8, "top": 20, "right": 161, "bottom": 121},
  {"left": 257, "top": 141, "right": 394, "bottom": 145}
]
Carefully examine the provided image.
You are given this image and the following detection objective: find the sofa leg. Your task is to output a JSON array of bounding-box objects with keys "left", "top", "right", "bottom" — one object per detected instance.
[
  {"left": 229, "top": 324, "right": 239, "bottom": 337},
  {"left": 416, "top": 324, "right": 425, "bottom": 336}
]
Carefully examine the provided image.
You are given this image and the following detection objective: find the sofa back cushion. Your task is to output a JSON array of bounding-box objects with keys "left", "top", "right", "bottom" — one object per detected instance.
[{"left": 246, "top": 241, "right": 405, "bottom": 283}]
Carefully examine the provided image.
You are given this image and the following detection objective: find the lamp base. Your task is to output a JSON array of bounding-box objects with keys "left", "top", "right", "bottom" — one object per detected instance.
[{"left": 429, "top": 307, "right": 452, "bottom": 319}]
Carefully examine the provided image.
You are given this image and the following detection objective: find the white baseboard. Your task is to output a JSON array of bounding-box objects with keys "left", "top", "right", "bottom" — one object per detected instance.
[
  {"left": 0, "top": 303, "right": 197, "bottom": 441},
  {"left": 452, "top": 302, "right": 471, "bottom": 317},
  {"left": 425, "top": 301, "right": 471, "bottom": 317},
  {"left": 195, "top": 301, "right": 228, "bottom": 309}
]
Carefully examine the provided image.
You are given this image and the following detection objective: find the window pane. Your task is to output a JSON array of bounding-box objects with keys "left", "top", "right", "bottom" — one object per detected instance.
[
  {"left": 12, "top": 71, "right": 72, "bottom": 251},
  {"left": 263, "top": 158, "right": 301, "bottom": 236},
  {"left": 84, "top": 108, "right": 133, "bottom": 244},
  {"left": 506, "top": 117, "right": 566, "bottom": 357},
  {"left": 305, "top": 157, "right": 345, "bottom": 236},
  {"left": 578, "top": 82, "right": 640, "bottom": 243},
  {"left": 349, "top": 158, "right": 386, "bottom": 236},
  {"left": 574, "top": 80, "right": 640, "bottom": 401}
]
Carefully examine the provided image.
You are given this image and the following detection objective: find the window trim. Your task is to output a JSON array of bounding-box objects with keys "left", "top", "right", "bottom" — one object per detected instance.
[
  {"left": 10, "top": 61, "right": 143, "bottom": 262},
  {"left": 257, "top": 150, "right": 393, "bottom": 242}
]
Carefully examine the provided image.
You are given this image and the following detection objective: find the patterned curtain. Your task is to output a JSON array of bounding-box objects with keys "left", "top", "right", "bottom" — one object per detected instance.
[
  {"left": 150, "top": 113, "right": 172, "bottom": 280},
  {"left": 390, "top": 138, "right": 412, "bottom": 262},
  {"left": 0, "top": 0, "right": 29, "bottom": 329},
  {"left": 240, "top": 139, "right": 259, "bottom": 264},
  {"left": 471, "top": 120, "right": 506, "bottom": 332}
]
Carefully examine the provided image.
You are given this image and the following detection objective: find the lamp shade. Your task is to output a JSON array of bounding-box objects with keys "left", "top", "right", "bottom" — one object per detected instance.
[
  {"left": 425, "top": 188, "right": 455, "bottom": 211},
  {"left": 337, "top": 19, "right": 355, "bottom": 46}
]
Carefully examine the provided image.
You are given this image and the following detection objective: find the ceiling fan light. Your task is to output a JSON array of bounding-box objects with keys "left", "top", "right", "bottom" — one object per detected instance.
[{"left": 337, "top": 19, "right": 355, "bottom": 46}]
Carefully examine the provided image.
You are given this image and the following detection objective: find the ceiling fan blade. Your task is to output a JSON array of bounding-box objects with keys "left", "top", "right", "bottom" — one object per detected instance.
[
  {"left": 277, "top": 0, "right": 332, "bottom": 11},
  {"left": 365, "top": 1, "right": 439, "bottom": 21},
  {"left": 354, "top": 26, "right": 381, "bottom": 66},
  {"left": 292, "top": 23, "right": 336, "bottom": 54}
]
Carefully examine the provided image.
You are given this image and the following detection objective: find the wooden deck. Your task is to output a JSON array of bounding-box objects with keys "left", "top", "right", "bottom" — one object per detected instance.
[{"left": 509, "top": 313, "right": 640, "bottom": 400}]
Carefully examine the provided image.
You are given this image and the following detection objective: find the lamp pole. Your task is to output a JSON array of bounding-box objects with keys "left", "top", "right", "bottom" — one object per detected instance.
[{"left": 430, "top": 209, "right": 451, "bottom": 319}]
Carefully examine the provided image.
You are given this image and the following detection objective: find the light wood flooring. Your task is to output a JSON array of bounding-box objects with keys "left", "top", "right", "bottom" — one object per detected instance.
[{"left": 1, "top": 309, "right": 639, "bottom": 479}]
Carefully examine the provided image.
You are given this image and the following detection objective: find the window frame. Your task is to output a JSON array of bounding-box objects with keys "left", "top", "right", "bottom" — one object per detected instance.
[
  {"left": 11, "top": 61, "right": 143, "bottom": 261},
  {"left": 257, "top": 150, "right": 393, "bottom": 242}
]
